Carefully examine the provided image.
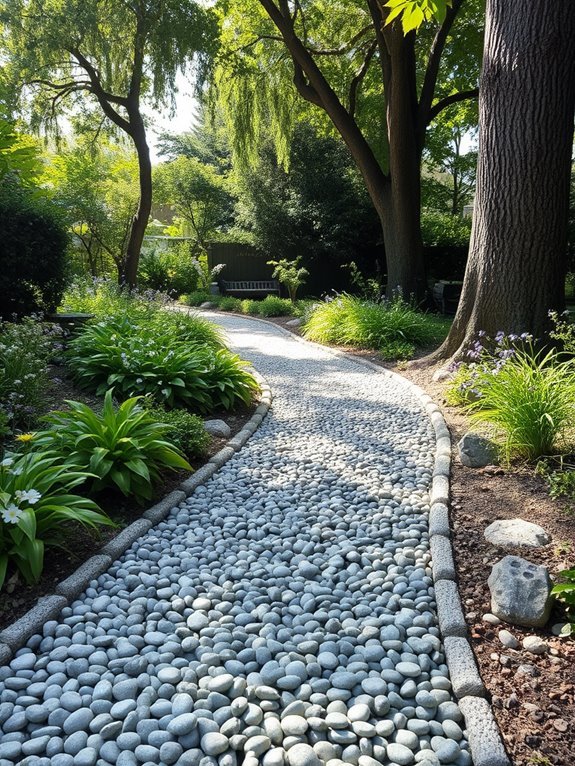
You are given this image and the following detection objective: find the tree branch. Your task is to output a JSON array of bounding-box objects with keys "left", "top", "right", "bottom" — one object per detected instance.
[
  {"left": 69, "top": 47, "right": 132, "bottom": 133},
  {"left": 349, "top": 41, "right": 377, "bottom": 117},
  {"left": 417, "top": 0, "right": 463, "bottom": 145},
  {"left": 428, "top": 88, "right": 479, "bottom": 122}
]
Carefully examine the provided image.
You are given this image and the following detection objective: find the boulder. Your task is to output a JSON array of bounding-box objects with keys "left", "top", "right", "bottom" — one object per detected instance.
[
  {"left": 457, "top": 432, "right": 499, "bottom": 468},
  {"left": 204, "top": 419, "right": 231, "bottom": 439},
  {"left": 484, "top": 518, "right": 551, "bottom": 548},
  {"left": 286, "top": 318, "right": 303, "bottom": 328},
  {"left": 200, "top": 301, "right": 217, "bottom": 309},
  {"left": 488, "top": 556, "right": 553, "bottom": 628}
]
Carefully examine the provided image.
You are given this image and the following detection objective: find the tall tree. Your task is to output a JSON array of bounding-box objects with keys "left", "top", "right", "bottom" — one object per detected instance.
[
  {"left": 215, "top": 0, "right": 482, "bottom": 299},
  {"left": 0, "top": 0, "right": 217, "bottom": 286},
  {"left": 429, "top": 0, "right": 575, "bottom": 360}
]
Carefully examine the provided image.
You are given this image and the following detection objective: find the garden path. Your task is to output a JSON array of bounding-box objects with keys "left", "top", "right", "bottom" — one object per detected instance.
[{"left": 0, "top": 314, "right": 469, "bottom": 766}]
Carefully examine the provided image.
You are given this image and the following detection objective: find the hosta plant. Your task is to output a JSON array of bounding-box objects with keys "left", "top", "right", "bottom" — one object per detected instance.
[
  {"left": 33, "top": 391, "right": 192, "bottom": 501},
  {"left": 0, "top": 452, "right": 112, "bottom": 590},
  {"left": 66, "top": 316, "right": 257, "bottom": 412}
]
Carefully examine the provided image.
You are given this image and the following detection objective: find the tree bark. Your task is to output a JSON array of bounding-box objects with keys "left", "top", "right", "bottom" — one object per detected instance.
[
  {"left": 121, "top": 113, "right": 152, "bottom": 287},
  {"left": 428, "top": 0, "right": 575, "bottom": 363}
]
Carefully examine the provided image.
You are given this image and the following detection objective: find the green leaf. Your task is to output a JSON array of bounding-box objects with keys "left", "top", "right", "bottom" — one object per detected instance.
[
  {"left": 0, "top": 555, "right": 8, "bottom": 591},
  {"left": 17, "top": 508, "right": 37, "bottom": 542}
]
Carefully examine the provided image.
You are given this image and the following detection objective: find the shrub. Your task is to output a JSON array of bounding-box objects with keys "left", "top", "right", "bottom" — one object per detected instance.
[
  {"left": 267, "top": 257, "right": 308, "bottom": 302},
  {"left": 143, "top": 403, "right": 209, "bottom": 459},
  {"left": 33, "top": 391, "right": 191, "bottom": 502},
  {"left": 0, "top": 451, "right": 113, "bottom": 589},
  {"left": 241, "top": 299, "right": 261, "bottom": 316},
  {"left": 66, "top": 315, "right": 258, "bottom": 412},
  {"left": 138, "top": 246, "right": 199, "bottom": 296},
  {"left": 303, "top": 294, "right": 444, "bottom": 356},
  {"left": 257, "top": 295, "right": 295, "bottom": 317},
  {"left": 0, "top": 317, "right": 64, "bottom": 432},
  {"left": 61, "top": 277, "right": 171, "bottom": 319},
  {"left": 180, "top": 290, "right": 212, "bottom": 307},
  {"left": 218, "top": 296, "right": 242, "bottom": 312},
  {"left": 465, "top": 344, "right": 575, "bottom": 461},
  {"left": 0, "top": 182, "right": 69, "bottom": 317}
]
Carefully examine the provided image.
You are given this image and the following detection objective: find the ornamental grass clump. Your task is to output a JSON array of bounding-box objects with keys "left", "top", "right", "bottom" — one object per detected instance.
[
  {"left": 449, "top": 332, "right": 575, "bottom": 462},
  {"left": 0, "top": 452, "right": 113, "bottom": 589},
  {"left": 302, "top": 294, "right": 443, "bottom": 357}
]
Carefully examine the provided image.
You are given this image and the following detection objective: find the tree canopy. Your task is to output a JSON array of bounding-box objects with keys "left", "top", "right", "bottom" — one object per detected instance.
[{"left": 0, "top": 0, "right": 218, "bottom": 285}]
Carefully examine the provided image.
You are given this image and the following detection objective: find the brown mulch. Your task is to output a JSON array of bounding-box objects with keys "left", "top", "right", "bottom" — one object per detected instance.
[{"left": 0, "top": 366, "right": 258, "bottom": 631}]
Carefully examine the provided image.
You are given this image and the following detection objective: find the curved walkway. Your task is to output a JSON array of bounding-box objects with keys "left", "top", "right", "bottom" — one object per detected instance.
[{"left": 0, "top": 315, "right": 469, "bottom": 766}]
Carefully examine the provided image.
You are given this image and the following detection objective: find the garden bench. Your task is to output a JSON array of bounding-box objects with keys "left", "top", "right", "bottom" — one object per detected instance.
[{"left": 222, "top": 280, "right": 280, "bottom": 296}]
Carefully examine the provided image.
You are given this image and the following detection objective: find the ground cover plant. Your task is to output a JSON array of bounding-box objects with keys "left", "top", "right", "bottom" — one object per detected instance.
[
  {"left": 0, "top": 316, "right": 63, "bottom": 433},
  {"left": 303, "top": 294, "right": 448, "bottom": 359},
  {"left": 0, "top": 451, "right": 113, "bottom": 589},
  {"left": 142, "top": 402, "right": 210, "bottom": 460},
  {"left": 32, "top": 391, "right": 191, "bottom": 502},
  {"left": 447, "top": 332, "right": 575, "bottom": 461}
]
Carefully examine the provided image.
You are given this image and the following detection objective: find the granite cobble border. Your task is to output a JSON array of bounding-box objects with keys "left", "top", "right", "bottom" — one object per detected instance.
[
  {"left": 200, "top": 309, "right": 511, "bottom": 766},
  {"left": 0, "top": 365, "right": 272, "bottom": 661}
]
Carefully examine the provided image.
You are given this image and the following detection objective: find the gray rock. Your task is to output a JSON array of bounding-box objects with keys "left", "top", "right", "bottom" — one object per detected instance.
[
  {"left": 522, "top": 635, "right": 548, "bottom": 655},
  {"left": 498, "top": 630, "right": 519, "bottom": 649},
  {"left": 286, "top": 318, "right": 303, "bottom": 328},
  {"left": 200, "top": 732, "right": 229, "bottom": 756},
  {"left": 286, "top": 743, "right": 322, "bottom": 766},
  {"left": 484, "top": 519, "right": 551, "bottom": 548},
  {"left": 488, "top": 556, "right": 553, "bottom": 627},
  {"left": 457, "top": 432, "right": 498, "bottom": 468},
  {"left": 387, "top": 743, "right": 415, "bottom": 765},
  {"left": 204, "top": 419, "right": 231, "bottom": 439}
]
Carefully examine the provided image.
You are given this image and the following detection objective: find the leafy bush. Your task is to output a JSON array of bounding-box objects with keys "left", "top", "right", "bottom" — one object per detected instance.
[
  {"left": 0, "top": 317, "right": 64, "bottom": 432},
  {"left": 257, "top": 295, "right": 295, "bottom": 317},
  {"left": 66, "top": 316, "right": 257, "bottom": 412},
  {"left": 143, "top": 403, "right": 209, "bottom": 459},
  {"left": 241, "top": 299, "right": 261, "bottom": 316},
  {"left": 0, "top": 451, "right": 112, "bottom": 590},
  {"left": 303, "top": 294, "right": 444, "bottom": 356},
  {"left": 549, "top": 310, "right": 575, "bottom": 355},
  {"left": 218, "top": 296, "right": 242, "bottom": 312},
  {"left": 421, "top": 210, "right": 472, "bottom": 248},
  {"left": 0, "top": 182, "right": 69, "bottom": 317},
  {"left": 268, "top": 257, "right": 308, "bottom": 302},
  {"left": 138, "top": 246, "right": 199, "bottom": 296},
  {"left": 61, "top": 277, "right": 170, "bottom": 319},
  {"left": 551, "top": 568, "right": 575, "bottom": 636},
  {"left": 464, "top": 343, "right": 575, "bottom": 461},
  {"left": 33, "top": 391, "right": 191, "bottom": 502},
  {"left": 180, "top": 290, "right": 212, "bottom": 307}
]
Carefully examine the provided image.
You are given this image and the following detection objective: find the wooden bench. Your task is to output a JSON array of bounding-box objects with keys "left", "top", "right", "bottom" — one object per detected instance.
[{"left": 222, "top": 280, "right": 280, "bottom": 296}]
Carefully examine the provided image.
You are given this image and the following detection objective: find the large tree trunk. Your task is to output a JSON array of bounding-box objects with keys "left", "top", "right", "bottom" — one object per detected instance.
[
  {"left": 121, "top": 115, "right": 152, "bottom": 288},
  {"left": 429, "top": 0, "right": 575, "bottom": 363}
]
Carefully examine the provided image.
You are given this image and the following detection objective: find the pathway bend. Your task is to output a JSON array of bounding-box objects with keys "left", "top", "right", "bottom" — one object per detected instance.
[{"left": 0, "top": 313, "right": 469, "bottom": 766}]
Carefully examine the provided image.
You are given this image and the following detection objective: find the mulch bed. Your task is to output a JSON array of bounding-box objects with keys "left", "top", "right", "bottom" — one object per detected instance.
[{"left": 0, "top": 365, "right": 258, "bottom": 632}]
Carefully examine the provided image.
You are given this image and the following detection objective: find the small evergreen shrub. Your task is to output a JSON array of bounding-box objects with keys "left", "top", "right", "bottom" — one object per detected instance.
[
  {"left": 0, "top": 183, "right": 69, "bottom": 316},
  {"left": 138, "top": 247, "right": 199, "bottom": 296},
  {"left": 144, "top": 403, "right": 209, "bottom": 459},
  {"left": 257, "top": 296, "right": 295, "bottom": 317},
  {"left": 218, "top": 296, "right": 242, "bottom": 312},
  {"left": 180, "top": 290, "right": 212, "bottom": 307},
  {"left": 241, "top": 299, "right": 261, "bottom": 316}
]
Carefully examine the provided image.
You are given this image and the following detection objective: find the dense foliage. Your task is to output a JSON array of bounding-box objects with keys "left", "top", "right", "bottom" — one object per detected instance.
[{"left": 0, "top": 182, "right": 69, "bottom": 316}]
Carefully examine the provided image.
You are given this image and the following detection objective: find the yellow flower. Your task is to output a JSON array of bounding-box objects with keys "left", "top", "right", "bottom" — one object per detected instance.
[{"left": 15, "top": 433, "right": 35, "bottom": 443}]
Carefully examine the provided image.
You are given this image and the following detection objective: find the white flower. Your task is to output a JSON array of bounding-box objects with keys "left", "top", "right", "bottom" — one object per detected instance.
[
  {"left": 1, "top": 503, "right": 23, "bottom": 524},
  {"left": 15, "top": 489, "right": 42, "bottom": 505},
  {"left": 136, "top": 378, "right": 143, "bottom": 384},
  {"left": 1, "top": 457, "right": 14, "bottom": 468}
]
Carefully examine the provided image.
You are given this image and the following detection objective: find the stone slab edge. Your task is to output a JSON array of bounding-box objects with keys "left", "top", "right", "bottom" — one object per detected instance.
[
  {"left": 0, "top": 356, "right": 272, "bottom": 661},
  {"left": 193, "top": 309, "right": 509, "bottom": 766}
]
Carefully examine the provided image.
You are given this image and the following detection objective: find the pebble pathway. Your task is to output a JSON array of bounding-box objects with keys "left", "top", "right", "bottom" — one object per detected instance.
[{"left": 0, "top": 314, "right": 470, "bottom": 766}]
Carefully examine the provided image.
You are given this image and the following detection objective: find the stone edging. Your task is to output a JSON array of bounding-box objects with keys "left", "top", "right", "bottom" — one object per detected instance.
[
  {"left": 0, "top": 367, "right": 272, "bottom": 660},
  {"left": 206, "top": 310, "right": 510, "bottom": 766}
]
